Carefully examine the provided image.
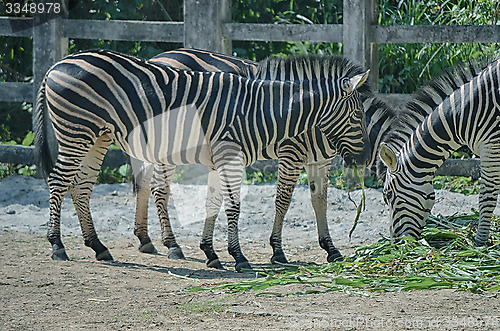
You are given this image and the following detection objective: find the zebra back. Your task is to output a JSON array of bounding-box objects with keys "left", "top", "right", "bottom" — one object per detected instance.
[
  {"left": 383, "top": 59, "right": 491, "bottom": 151},
  {"left": 150, "top": 48, "right": 256, "bottom": 76}
]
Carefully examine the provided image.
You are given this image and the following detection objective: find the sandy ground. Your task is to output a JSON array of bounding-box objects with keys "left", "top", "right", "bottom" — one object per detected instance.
[{"left": 1, "top": 175, "right": 499, "bottom": 330}]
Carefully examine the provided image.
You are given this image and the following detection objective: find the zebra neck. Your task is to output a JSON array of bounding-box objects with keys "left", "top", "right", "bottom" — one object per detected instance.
[{"left": 399, "top": 81, "right": 494, "bottom": 176}]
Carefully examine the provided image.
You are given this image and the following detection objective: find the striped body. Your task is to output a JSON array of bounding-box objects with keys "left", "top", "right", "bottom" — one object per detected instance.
[
  {"left": 35, "top": 49, "right": 369, "bottom": 270},
  {"left": 135, "top": 49, "right": 383, "bottom": 265},
  {"left": 380, "top": 59, "right": 500, "bottom": 244}
]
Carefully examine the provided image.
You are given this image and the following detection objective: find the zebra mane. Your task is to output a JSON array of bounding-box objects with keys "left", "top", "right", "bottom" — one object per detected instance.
[
  {"left": 383, "top": 57, "right": 496, "bottom": 145},
  {"left": 363, "top": 94, "right": 399, "bottom": 176},
  {"left": 250, "top": 55, "right": 368, "bottom": 88}
]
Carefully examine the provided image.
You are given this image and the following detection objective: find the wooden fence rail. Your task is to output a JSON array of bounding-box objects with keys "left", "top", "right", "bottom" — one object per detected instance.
[{"left": 0, "top": 0, "right": 496, "bottom": 178}]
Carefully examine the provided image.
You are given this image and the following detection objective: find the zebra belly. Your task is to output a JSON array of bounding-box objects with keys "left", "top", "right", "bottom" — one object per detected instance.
[{"left": 121, "top": 108, "right": 213, "bottom": 166}]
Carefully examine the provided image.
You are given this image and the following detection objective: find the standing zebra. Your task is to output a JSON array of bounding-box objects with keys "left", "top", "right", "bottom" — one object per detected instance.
[
  {"left": 131, "top": 49, "right": 381, "bottom": 268},
  {"left": 379, "top": 59, "right": 500, "bottom": 245},
  {"left": 34, "top": 49, "right": 370, "bottom": 271},
  {"left": 136, "top": 49, "right": 387, "bottom": 267}
]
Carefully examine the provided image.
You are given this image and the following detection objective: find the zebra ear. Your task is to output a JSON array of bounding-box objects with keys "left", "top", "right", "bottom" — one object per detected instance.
[
  {"left": 349, "top": 69, "right": 370, "bottom": 91},
  {"left": 379, "top": 143, "right": 398, "bottom": 172}
]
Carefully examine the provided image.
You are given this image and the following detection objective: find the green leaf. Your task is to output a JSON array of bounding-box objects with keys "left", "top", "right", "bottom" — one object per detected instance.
[
  {"left": 21, "top": 131, "right": 34, "bottom": 146},
  {"left": 117, "top": 164, "right": 130, "bottom": 177},
  {"left": 403, "top": 277, "right": 450, "bottom": 290},
  {"left": 376, "top": 254, "right": 396, "bottom": 262}
]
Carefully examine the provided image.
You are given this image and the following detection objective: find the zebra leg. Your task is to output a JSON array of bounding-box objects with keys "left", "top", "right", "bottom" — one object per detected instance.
[
  {"left": 200, "top": 168, "right": 224, "bottom": 269},
  {"left": 132, "top": 161, "right": 157, "bottom": 254},
  {"left": 150, "top": 164, "right": 185, "bottom": 259},
  {"left": 475, "top": 143, "right": 500, "bottom": 246},
  {"left": 269, "top": 157, "right": 303, "bottom": 264},
  {"left": 47, "top": 141, "right": 96, "bottom": 261},
  {"left": 68, "top": 134, "right": 113, "bottom": 261},
  {"left": 214, "top": 145, "right": 250, "bottom": 272},
  {"left": 304, "top": 161, "right": 343, "bottom": 262}
]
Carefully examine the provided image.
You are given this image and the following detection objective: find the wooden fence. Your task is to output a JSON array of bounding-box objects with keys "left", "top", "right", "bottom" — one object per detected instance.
[{"left": 1, "top": 0, "right": 498, "bottom": 178}]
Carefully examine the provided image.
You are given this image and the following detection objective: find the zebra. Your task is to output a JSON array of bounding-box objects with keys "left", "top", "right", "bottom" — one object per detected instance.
[
  {"left": 379, "top": 58, "right": 500, "bottom": 245},
  {"left": 34, "top": 49, "right": 371, "bottom": 271},
  {"left": 135, "top": 49, "right": 388, "bottom": 267}
]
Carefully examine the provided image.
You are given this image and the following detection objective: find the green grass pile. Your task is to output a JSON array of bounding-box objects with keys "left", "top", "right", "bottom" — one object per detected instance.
[{"left": 189, "top": 211, "right": 500, "bottom": 295}]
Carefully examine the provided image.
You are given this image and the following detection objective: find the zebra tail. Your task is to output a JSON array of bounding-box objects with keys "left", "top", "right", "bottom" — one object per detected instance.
[{"left": 33, "top": 77, "right": 54, "bottom": 179}]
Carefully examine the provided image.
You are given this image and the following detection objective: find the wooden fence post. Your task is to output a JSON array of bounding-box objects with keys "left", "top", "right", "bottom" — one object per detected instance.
[
  {"left": 32, "top": 0, "right": 68, "bottom": 172},
  {"left": 183, "top": 0, "right": 232, "bottom": 54},
  {"left": 343, "top": 0, "right": 379, "bottom": 91}
]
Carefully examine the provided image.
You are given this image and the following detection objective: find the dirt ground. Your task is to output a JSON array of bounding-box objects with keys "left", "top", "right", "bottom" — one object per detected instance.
[{"left": 1, "top": 175, "right": 499, "bottom": 330}]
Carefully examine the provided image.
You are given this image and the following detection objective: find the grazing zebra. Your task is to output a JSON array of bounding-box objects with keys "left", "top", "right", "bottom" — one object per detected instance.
[
  {"left": 34, "top": 49, "right": 370, "bottom": 271},
  {"left": 379, "top": 58, "right": 499, "bottom": 245}
]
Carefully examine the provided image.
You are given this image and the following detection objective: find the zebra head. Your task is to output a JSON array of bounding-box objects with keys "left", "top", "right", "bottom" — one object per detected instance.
[
  {"left": 379, "top": 143, "right": 435, "bottom": 240},
  {"left": 319, "top": 70, "right": 372, "bottom": 167}
]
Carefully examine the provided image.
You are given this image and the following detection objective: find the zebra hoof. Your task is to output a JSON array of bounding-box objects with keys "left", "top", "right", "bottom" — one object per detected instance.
[
  {"left": 167, "top": 247, "right": 186, "bottom": 260},
  {"left": 51, "top": 248, "right": 69, "bottom": 261},
  {"left": 327, "top": 250, "right": 343, "bottom": 263},
  {"left": 139, "top": 242, "right": 158, "bottom": 254},
  {"left": 235, "top": 260, "right": 252, "bottom": 273},
  {"left": 270, "top": 253, "right": 288, "bottom": 264},
  {"left": 96, "top": 250, "right": 113, "bottom": 261},
  {"left": 206, "top": 258, "right": 224, "bottom": 269}
]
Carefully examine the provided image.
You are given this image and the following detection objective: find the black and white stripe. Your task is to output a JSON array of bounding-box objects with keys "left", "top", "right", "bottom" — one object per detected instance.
[
  {"left": 379, "top": 59, "right": 500, "bottom": 245},
  {"left": 34, "top": 49, "right": 370, "bottom": 271},
  {"left": 140, "top": 49, "right": 384, "bottom": 266}
]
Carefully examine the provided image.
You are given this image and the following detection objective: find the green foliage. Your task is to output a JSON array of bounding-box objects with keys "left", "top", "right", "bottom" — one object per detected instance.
[
  {"left": 189, "top": 212, "right": 500, "bottom": 295},
  {"left": 0, "top": 164, "right": 12, "bottom": 180},
  {"left": 0, "top": 131, "right": 36, "bottom": 179},
  {"left": 16, "top": 164, "right": 36, "bottom": 176},
  {"left": 0, "top": 163, "right": 36, "bottom": 179},
  {"left": 1, "top": 130, "right": 34, "bottom": 146},
  {"left": 0, "top": 102, "right": 33, "bottom": 144},
  {"left": 67, "top": 0, "right": 183, "bottom": 58},
  {"left": 172, "top": 169, "right": 185, "bottom": 183},
  {"left": 243, "top": 171, "right": 277, "bottom": 184},
  {"left": 20, "top": 130, "right": 34, "bottom": 146},
  {"left": 297, "top": 170, "right": 308, "bottom": 185},
  {"left": 232, "top": 0, "right": 343, "bottom": 60},
  {"left": 328, "top": 170, "right": 344, "bottom": 189},
  {"left": 97, "top": 164, "right": 131, "bottom": 184},
  {"left": 450, "top": 146, "right": 476, "bottom": 159},
  {"left": 329, "top": 170, "right": 383, "bottom": 190},
  {"left": 377, "top": 0, "right": 500, "bottom": 93},
  {"left": 433, "top": 175, "right": 480, "bottom": 196}
]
